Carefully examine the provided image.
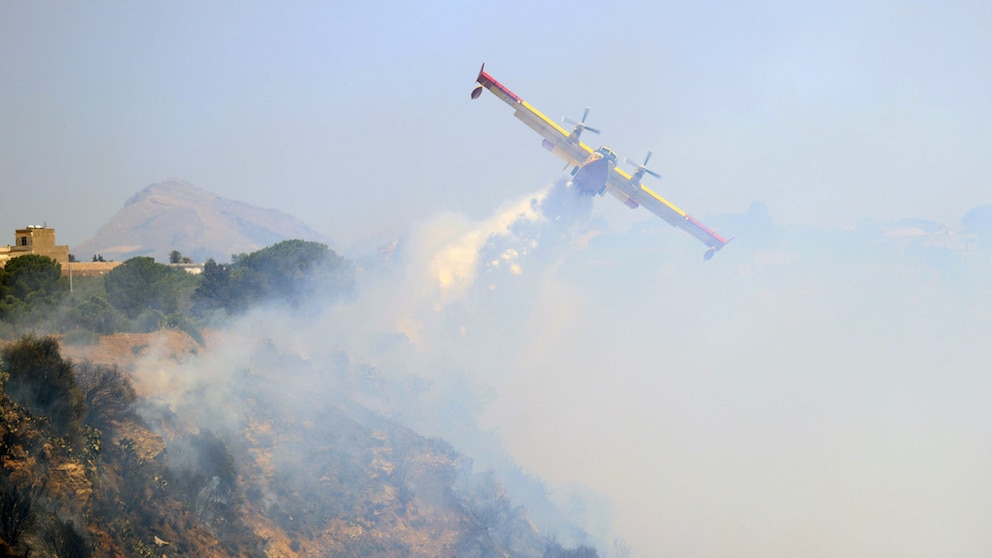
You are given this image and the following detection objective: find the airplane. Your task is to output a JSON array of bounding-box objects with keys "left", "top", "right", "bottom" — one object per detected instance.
[{"left": 471, "top": 64, "right": 731, "bottom": 260}]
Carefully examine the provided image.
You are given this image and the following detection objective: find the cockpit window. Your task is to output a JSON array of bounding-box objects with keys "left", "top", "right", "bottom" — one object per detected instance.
[{"left": 595, "top": 146, "right": 619, "bottom": 164}]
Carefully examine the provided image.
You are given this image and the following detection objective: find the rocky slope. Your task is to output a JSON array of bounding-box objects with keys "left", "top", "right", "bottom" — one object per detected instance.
[{"left": 1, "top": 331, "right": 592, "bottom": 558}]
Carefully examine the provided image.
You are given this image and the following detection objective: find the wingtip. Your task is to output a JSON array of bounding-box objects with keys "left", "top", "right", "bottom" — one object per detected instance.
[
  {"left": 703, "top": 237, "right": 734, "bottom": 261},
  {"left": 472, "top": 63, "right": 486, "bottom": 99}
]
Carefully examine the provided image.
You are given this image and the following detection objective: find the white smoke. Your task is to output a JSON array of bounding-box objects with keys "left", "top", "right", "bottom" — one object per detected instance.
[
  {"left": 124, "top": 174, "right": 992, "bottom": 557},
  {"left": 126, "top": 177, "right": 608, "bottom": 549}
]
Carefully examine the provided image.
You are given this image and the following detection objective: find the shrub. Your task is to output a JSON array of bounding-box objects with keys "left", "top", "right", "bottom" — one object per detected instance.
[
  {"left": 67, "top": 296, "right": 119, "bottom": 335},
  {"left": 75, "top": 363, "right": 137, "bottom": 430},
  {"left": 43, "top": 517, "right": 92, "bottom": 558},
  {"left": 132, "top": 308, "right": 166, "bottom": 333},
  {"left": 165, "top": 312, "right": 204, "bottom": 345},
  {"left": 0, "top": 335, "right": 85, "bottom": 438},
  {"left": 0, "top": 481, "right": 36, "bottom": 548}
]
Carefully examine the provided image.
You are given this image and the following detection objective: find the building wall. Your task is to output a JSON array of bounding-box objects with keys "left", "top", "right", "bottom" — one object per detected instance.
[
  {"left": 60, "top": 262, "right": 202, "bottom": 277},
  {"left": 62, "top": 261, "right": 122, "bottom": 277},
  {"left": 0, "top": 226, "right": 71, "bottom": 267}
]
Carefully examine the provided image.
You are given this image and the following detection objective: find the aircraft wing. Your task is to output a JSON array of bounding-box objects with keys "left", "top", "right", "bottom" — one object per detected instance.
[
  {"left": 473, "top": 63, "right": 731, "bottom": 259},
  {"left": 606, "top": 166, "right": 730, "bottom": 257},
  {"left": 474, "top": 64, "right": 593, "bottom": 168}
]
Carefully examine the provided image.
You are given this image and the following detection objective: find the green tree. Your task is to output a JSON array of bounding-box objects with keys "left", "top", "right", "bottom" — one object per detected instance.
[
  {"left": 104, "top": 256, "right": 194, "bottom": 319},
  {"left": 0, "top": 254, "right": 64, "bottom": 303},
  {"left": 168, "top": 250, "right": 193, "bottom": 264},
  {"left": 192, "top": 258, "right": 230, "bottom": 314},
  {"left": 67, "top": 296, "right": 120, "bottom": 334},
  {"left": 0, "top": 254, "right": 65, "bottom": 320},
  {"left": 206, "top": 240, "right": 351, "bottom": 314}
]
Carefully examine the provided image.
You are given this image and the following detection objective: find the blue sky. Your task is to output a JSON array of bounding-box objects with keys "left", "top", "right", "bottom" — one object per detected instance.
[{"left": 2, "top": 1, "right": 990, "bottom": 250}]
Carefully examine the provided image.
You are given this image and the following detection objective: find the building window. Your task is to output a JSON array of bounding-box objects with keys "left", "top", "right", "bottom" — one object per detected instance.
[{"left": 20, "top": 236, "right": 28, "bottom": 246}]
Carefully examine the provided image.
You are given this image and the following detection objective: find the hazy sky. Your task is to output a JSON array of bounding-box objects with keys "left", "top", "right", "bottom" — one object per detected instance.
[
  {"left": 2, "top": 1, "right": 991, "bottom": 251},
  {"left": 4, "top": 3, "right": 992, "bottom": 556}
]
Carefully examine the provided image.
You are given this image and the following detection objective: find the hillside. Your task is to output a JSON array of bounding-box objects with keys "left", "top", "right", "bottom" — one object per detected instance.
[
  {"left": 0, "top": 331, "right": 594, "bottom": 558},
  {"left": 72, "top": 181, "right": 330, "bottom": 264}
]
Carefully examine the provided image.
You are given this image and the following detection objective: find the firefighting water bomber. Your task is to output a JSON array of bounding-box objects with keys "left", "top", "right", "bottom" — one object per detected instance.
[{"left": 471, "top": 64, "right": 730, "bottom": 260}]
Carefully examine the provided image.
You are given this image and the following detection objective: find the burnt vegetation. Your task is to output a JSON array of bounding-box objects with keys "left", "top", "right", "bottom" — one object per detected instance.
[
  {"left": 74, "top": 362, "right": 137, "bottom": 431},
  {"left": 42, "top": 518, "right": 91, "bottom": 558},
  {"left": 0, "top": 484, "right": 36, "bottom": 552},
  {"left": 166, "top": 430, "right": 240, "bottom": 528},
  {"left": 0, "top": 336, "right": 267, "bottom": 557},
  {"left": 0, "top": 240, "right": 606, "bottom": 557},
  {"left": 0, "top": 333, "right": 603, "bottom": 557}
]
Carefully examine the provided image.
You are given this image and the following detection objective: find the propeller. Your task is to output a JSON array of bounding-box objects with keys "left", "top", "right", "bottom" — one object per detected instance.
[
  {"left": 563, "top": 107, "right": 600, "bottom": 138},
  {"left": 625, "top": 151, "right": 661, "bottom": 179}
]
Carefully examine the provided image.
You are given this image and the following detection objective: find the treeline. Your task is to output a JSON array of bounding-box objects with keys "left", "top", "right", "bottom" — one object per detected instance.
[{"left": 0, "top": 239, "right": 352, "bottom": 343}]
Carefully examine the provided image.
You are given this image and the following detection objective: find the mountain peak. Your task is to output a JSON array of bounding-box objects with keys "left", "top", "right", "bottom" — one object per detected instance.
[
  {"left": 74, "top": 181, "right": 330, "bottom": 263},
  {"left": 123, "top": 180, "right": 217, "bottom": 208}
]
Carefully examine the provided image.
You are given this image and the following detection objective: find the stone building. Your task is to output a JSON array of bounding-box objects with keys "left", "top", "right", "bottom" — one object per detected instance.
[{"left": 0, "top": 226, "right": 70, "bottom": 267}]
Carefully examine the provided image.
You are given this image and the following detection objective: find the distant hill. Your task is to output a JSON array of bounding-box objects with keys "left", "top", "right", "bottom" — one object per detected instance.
[{"left": 72, "top": 180, "right": 330, "bottom": 263}]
